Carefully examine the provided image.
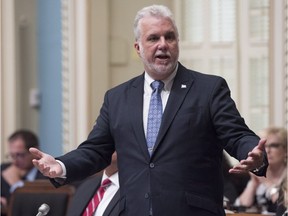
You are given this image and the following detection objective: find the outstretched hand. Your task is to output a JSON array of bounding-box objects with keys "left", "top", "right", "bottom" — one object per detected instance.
[
  {"left": 229, "top": 138, "right": 266, "bottom": 174},
  {"left": 29, "top": 147, "right": 63, "bottom": 178}
]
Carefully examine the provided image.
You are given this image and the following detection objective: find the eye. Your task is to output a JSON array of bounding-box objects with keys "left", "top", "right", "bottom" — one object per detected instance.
[
  {"left": 165, "top": 32, "right": 176, "bottom": 41},
  {"left": 147, "top": 35, "right": 159, "bottom": 42},
  {"left": 265, "top": 143, "right": 282, "bottom": 148}
]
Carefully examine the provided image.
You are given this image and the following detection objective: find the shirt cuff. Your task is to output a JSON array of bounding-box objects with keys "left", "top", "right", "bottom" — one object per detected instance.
[{"left": 56, "top": 160, "right": 67, "bottom": 178}]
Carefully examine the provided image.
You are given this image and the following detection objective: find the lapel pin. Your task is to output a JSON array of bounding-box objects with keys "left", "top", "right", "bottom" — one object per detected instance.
[{"left": 181, "top": 84, "right": 187, "bottom": 88}]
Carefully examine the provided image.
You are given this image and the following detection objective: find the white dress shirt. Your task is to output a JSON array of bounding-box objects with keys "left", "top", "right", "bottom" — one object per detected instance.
[{"left": 94, "top": 171, "right": 119, "bottom": 216}]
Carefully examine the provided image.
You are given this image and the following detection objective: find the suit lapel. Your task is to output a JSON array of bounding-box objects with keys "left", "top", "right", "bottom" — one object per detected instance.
[
  {"left": 103, "top": 189, "right": 120, "bottom": 216},
  {"left": 127, "top": 74, "right": 150, "bottom": 160},
  {"left": 152, "top": 65, "right": 194, "bottom": 155}
]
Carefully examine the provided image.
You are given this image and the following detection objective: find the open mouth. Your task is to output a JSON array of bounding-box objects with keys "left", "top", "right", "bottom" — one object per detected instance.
[{"left": 155, "top": 54, "right": 170, "bottom": 61}]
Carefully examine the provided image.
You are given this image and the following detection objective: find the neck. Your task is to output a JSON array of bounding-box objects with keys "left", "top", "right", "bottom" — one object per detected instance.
[
  {"left": 267, "top": 164, "right": 286, "bottom": 181},
  {"left": 104, "top": 165, "right": 118, "bottom": 177}
]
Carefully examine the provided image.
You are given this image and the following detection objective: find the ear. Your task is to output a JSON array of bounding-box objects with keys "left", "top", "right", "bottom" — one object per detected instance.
[{"left": 134, "top": 42, "right": 140, "bottom": 55}]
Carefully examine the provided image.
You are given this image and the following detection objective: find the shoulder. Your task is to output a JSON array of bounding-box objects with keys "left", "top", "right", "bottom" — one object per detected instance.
[
  {"left": 177, "top": 63, "right": 228, "bottom": 94},
  {"left": 108, "top": 74, "right": 144, "bottom": 92},
  {"left": 102, "top": 74, "right": 144, "bottom": 101},
  {"left": 178, "top": 62, "right": 225, "bottom": 84},
  {"left": 1, "top": 163, "right": 12, "bottom": 171}
]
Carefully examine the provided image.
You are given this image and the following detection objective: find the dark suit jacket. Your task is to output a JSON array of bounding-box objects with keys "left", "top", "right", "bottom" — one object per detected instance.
[
  {"left": 66, "top": 174, "right": 120, "bottom": 216},
  {"left": 54, "top": 63, "right": 267, "bottom": 216}
]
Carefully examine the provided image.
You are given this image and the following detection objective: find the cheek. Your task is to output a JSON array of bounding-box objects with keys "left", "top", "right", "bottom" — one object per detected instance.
[
  {"left": 14, "top": 161, "right": 24, "bottom": 168},
  {"left": 281, "top": 152, "right": 287, "bottom": 160},
  {"left": 141, "top": 43, "right": 156, "bottom": 53},
  {"left": 170, "top": 45, "right": 179, "bottom": 55},
  {"left": 272, "top": 151, "right": 286, "bottom": 162}
]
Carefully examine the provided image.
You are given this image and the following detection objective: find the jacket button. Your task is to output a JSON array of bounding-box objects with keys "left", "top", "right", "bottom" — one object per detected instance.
[
  {"left": 144, "top": 193, "right": 149, "bottom": 199},
  {"left": 149, "top": 163, "right": 155, "bottom": 168}
]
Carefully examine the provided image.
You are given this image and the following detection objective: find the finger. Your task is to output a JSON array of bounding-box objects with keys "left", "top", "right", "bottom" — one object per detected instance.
[
  {"left": 241, "top": 162, "right": 257, "bottom": 171},
  {"left": 32, "top": 159, "right": 42, "bottom": 169},
  {"left": 248, "top": 148, "right": 264, "bottom": 159},
  {"left": 36, "top": 163, "right": 52, "bottom": 177},
  {"left": 248, "top": 151, "right": 260, "bottom": 158},
  {"left": 32, "top": 159, "right": 48, "bottom": 172},
  {"left": 255, "top": 138, "right": 267, "bottom": 151},
  {"left": 48, "top": 170, "right": 57, "bottom": 178},
  {"left": 29, "top": 147, "right": 44, "bottom": 159},
  {"left": 42, "top": 167, "right": 51, "bottom": 175},
  {"left": 229, "top": 167, "right": 248, "bottom": 175},
  {"left": 231, "top": 163, "right": 247, "bottom": 171},
  {"left": 241, "top": 160, "right": 253, "bottom": 169},
  {"left": 248, "top": 145, "right": 265, "bottom": 159},
  {"left": 231, "top": 159, "right": 255, "bottom": 172}
]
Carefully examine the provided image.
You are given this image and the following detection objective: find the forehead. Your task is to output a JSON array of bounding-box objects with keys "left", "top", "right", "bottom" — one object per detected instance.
[
  {"left": 139, "top": 16, "right": 176, "bottom": 35},
  {"left": 266, "top": 133, "right": 284, "bottom": 145},
  {"left": 9, "top": 138, "right": 26, "bottom": 150}
]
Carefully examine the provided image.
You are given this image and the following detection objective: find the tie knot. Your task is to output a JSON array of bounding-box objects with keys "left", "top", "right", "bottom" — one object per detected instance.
[
  {"left": 101, "top": 178, "right": 111, "bottom": 188},
  {"left": 151, "top": 80, "right": 164, "bottom": 91}
]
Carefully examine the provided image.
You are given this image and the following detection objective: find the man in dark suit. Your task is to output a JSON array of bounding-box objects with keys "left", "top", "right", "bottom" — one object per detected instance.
[
  {"left": 30, "top": 5, "right": 268, "bottom": 216},
  {"left": 67, "top": 152, "right": 119, "bottom": 216},
  {"left": 1, "top": 130, "right": 46, "bottom": 215}
]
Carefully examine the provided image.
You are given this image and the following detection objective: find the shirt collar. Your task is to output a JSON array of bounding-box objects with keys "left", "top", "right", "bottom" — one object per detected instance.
[
  {"left": 102, "top": 171, "right": 119, "bottom": 187},
  {"left": 25, "top": 167, "right": 38, "bottom": 181}
]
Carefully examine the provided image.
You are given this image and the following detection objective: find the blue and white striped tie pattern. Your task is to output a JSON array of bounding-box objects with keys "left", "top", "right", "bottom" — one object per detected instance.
[{"left": 146, "top": 80, "right": 164, "bottom": 156}]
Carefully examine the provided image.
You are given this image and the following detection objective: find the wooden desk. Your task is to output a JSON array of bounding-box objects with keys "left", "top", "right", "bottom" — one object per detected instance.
[{"left": 226, "top": 214, "right": 268, "bottom": 216}]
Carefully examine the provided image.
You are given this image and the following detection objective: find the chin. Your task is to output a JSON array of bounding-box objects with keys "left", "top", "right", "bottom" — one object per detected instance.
[{"left": 157, "top": 65, "right": 175, "bottom": 75}]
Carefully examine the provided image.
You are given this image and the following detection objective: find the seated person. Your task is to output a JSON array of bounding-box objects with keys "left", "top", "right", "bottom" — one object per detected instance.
[
  {"left": 66, "top": 152, "right": 119, "bottom": 216},
  {"left": 1, "top": 130, "right": 47, "bottom": 214},
  {"left": 234, "top": 126, "right": 287, "bottom": 214},
  {"left": 222, "top": 152, "right": 249, "bottom": 206},
  {"left": 276, "top": 175, "right": 287, "bottom": 216}
]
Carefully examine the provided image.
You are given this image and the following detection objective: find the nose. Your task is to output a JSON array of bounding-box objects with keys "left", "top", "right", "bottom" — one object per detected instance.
[
  {"left": 12, "top": 160, "right": 20, "bottom": 167},
  {"left": 158, "top": 37, "right": 168, "bottom": 50},
  {"left": 265, "top": 146, "right": 271, "bottom": 153}
]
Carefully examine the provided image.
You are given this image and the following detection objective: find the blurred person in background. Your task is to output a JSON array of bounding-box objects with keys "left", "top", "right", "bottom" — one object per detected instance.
[
  {"left": 67, "top": 152, "right": 119, "bottom": 216},
  {"left": 276, "top": 175, "right": 287, "bottom": 216},
  {"left": 222, "top": 152, "right": 250, "bottom": 207},
  {"left": 1, "top": 130, "right": 46, "bottom": 215},
  {"left": 235, "top": 126, "right": 287, "bottom": 214}
]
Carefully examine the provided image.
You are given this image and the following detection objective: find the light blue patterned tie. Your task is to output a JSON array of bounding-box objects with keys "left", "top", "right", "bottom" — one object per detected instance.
[{"left": 146, "top": 80, "right": 164, "bottom": 156}]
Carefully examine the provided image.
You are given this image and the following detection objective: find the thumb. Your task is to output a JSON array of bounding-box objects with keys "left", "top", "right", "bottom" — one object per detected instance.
[{"left": 256, "top": 138, "right": 267, "bottom": 151}]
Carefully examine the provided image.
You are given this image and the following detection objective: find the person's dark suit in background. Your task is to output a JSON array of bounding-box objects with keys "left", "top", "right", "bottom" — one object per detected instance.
[
  {"left": 1, "top": 130, "right": 46, "bottom": 216},
  {"left": 222, "top": 152, "right": 250, "bottom": 206},
  {"left": 30, "top": 5, "right": 268, "bottom": 216},
  {"left": 67, "top": 152, "right": 119, "bottom": 216}
]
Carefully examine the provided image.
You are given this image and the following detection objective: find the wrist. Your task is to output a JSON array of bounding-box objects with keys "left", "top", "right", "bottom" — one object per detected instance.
[{"left": 251, "top": 162, "right": 266, "bottom": 173}]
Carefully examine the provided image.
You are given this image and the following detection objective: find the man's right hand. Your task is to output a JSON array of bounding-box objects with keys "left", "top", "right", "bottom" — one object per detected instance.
[{"left": 29, "top": 148, "right": 63, "bottom": 178}]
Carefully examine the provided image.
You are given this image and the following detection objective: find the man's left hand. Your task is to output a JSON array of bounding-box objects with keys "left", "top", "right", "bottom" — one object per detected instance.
[{"left": 229, "top": 138, "right": 267, "bottom": 174}]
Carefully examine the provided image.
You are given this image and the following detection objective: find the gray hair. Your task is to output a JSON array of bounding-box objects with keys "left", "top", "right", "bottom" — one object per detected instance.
[{"left": 133, "top": 5, "right": 179, "bottom": 41}]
